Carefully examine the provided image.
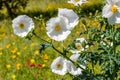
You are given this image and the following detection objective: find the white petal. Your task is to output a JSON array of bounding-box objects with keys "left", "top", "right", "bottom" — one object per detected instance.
[
  {"left": 66, "top": 61, "right": 84, "bottom": 75},
  {"left": 51, "top": 57, "right": 67, "bottom": 75},
  {"left": 58, "top": 8, "right": 79, "bottom": 30},
  {"left": 102, "top": 4, "right": 113, "bottom": 18},
  {"left": 115, "top": 12, "right": 120, "bottom": 24},
  {"left": 47, "top": 30, "right": 71, "bottom": 41},
  {"left": 106, "top": 0, "right": 113, "bottom": 5},
  {"left": 116, "top": 1, "right": 120, "bottom": 7},
  {"left": 108, "top": 14, "right": 116, "bottom": 24}
]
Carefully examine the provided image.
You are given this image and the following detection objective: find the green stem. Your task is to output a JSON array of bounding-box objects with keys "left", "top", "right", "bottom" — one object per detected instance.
[
  {"left": 32, "top": 31, "right": 50, "bottom": 43},
  {"left": 52, "top": 45, "right": 85, "bottom": 70}
]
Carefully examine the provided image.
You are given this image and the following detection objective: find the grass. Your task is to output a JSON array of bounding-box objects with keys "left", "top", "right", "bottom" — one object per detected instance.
[{"left": 0, "top": 0, "right": 103, "bottom": 80}]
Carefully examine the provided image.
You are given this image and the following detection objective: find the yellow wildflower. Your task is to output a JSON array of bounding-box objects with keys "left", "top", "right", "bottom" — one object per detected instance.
[
  {"left": 6, "top": 64, "right": 11, "bottom": 69},
  {"left": 34, "top": 50, "right": 39, "bottom": 55},
  {"left": 0, "top": 47, "right": 2, "bottom": 50},
  {"left": 6, "top": 43, "right": 11, "bottom": 48},
  {"left": 12, "top": 42, "right": 16, "bottom": 45},
  {"left": 12, "top": 55, "right": 16, "bottom": 59},
  {"left": 42, "top": 64, "right": 46, "bottom": 67},
  {"left": 10, "top": 48, "right": 18, "bottom": 53},
  {"left": 31, "top": 42, "right": 35, "bottom": 47},
  {"left": 42, "top": 54, "right": 48, "bottom": 60},
  {"left": 16, "top": 52, "right": 21, "bottom": 55},
  {"left": 43, "top": 60, "right": 48, "bottom": 63},
  {"left": 16, "top": 63, "right": 21, "bottom": 70},
  {"left": 30, "top": 59, "right": 35, "bottom": 63},
  {"left": 11, "top": 74, "right": 16, "bottom": 79},
  {"left": 0, "top": 52, "right": 2, "bottom": 56},
  {"left": 23, "top": 45, "right": 27, "bottom": 50}
]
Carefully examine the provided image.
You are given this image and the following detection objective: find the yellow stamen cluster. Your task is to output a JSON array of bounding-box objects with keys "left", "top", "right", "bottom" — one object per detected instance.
[
  {"left": 75, "top": 44, "right": 82, "bottom": 50},
  {"left": 19, "top": 23, "right": 25, "bottom": 29},
  {"left": 57, "top": 64, "right": 62, "bottom": 69},
  {"left": 111, "top": 5, "right": 118, "bottom": 13},
  {"left": 55, "top": 25, "right": 61, "bottom": 31}
]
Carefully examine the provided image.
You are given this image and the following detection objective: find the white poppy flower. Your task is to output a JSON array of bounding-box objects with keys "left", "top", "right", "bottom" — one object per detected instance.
[
  {"left": 68, "top": 0, "right": 88, "bottom": 6},
  {"left": 12, "top": 15, "right": 34, "bottom": 37},
  {"left": 70, "top": 38, "right": 88, "bottom": 54},
  {"left": 67, "top": 53, "right": 85, "bottom": 75},
  {"left": 51, "top": 56, "right": 67, "bottom": 75},
  {"left": 67, "top": 61, "right": 83, "bottom": 75},
  {"left": 58, "top": 8, "right": 79, "bottom": 30},
  {"left": 102, "top": 0, "right": 120, "bottom": 24},
  {"left": 46, "top": 16, "right": 71, "bottom": 41}
]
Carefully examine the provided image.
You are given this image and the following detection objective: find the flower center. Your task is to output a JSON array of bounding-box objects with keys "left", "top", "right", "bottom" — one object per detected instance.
[
  {"left": 55, "top": 25, "right": 61, "bottom": 31},
  {"left": 75, "top": 0, "right": 79, "bottom": 2},
  {"left": 57, "top": 63, "right": 62, "bottom": 69},
  {"left": 75, "top": 44, "right": 82, "bottom": 50},
  {"left": 19, "top": 23, "right": 25, "bottom": 29},
  {"left": 111, "top": 5, "right": 118, "bottom": 13}
]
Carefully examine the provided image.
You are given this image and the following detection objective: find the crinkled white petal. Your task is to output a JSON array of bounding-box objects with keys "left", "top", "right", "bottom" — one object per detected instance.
[
  {"left": 51, "top": 56, "right": 67, "bottom": 75},
  {"left": 116, "top": 1, "right": 120, "bottom": 7},
  {"left": 58, "top": 8, "right": 79, "bottom": 30},
  {"left": 114, "top": 12, "right": 120, "bottom": 23},
  {"left": 108, "top": 14, "right": 116, "bottom": 24},
  {"left": 66, "top": 53, "right": 86, "bottom": 75},
  {"left": 47, "top": 31, "right": 71, "bottom": 41},
  {"left": 12, "top": 15, "right": 34, "bottom": 37},
  {"left": 66, "top": 61, "right": 85, "bottom": 75},
  {"left": 46, "top": 16, "right": 71, "bottom": 41},
  {"left": 107, "top": 11, "right": 120, "bottom": 24},
  {"left": 102, "top": 4, "right": 113, "bottom": 18},
  {"left": 106, "top": 0, "right": 113, "bottom": 5}
]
